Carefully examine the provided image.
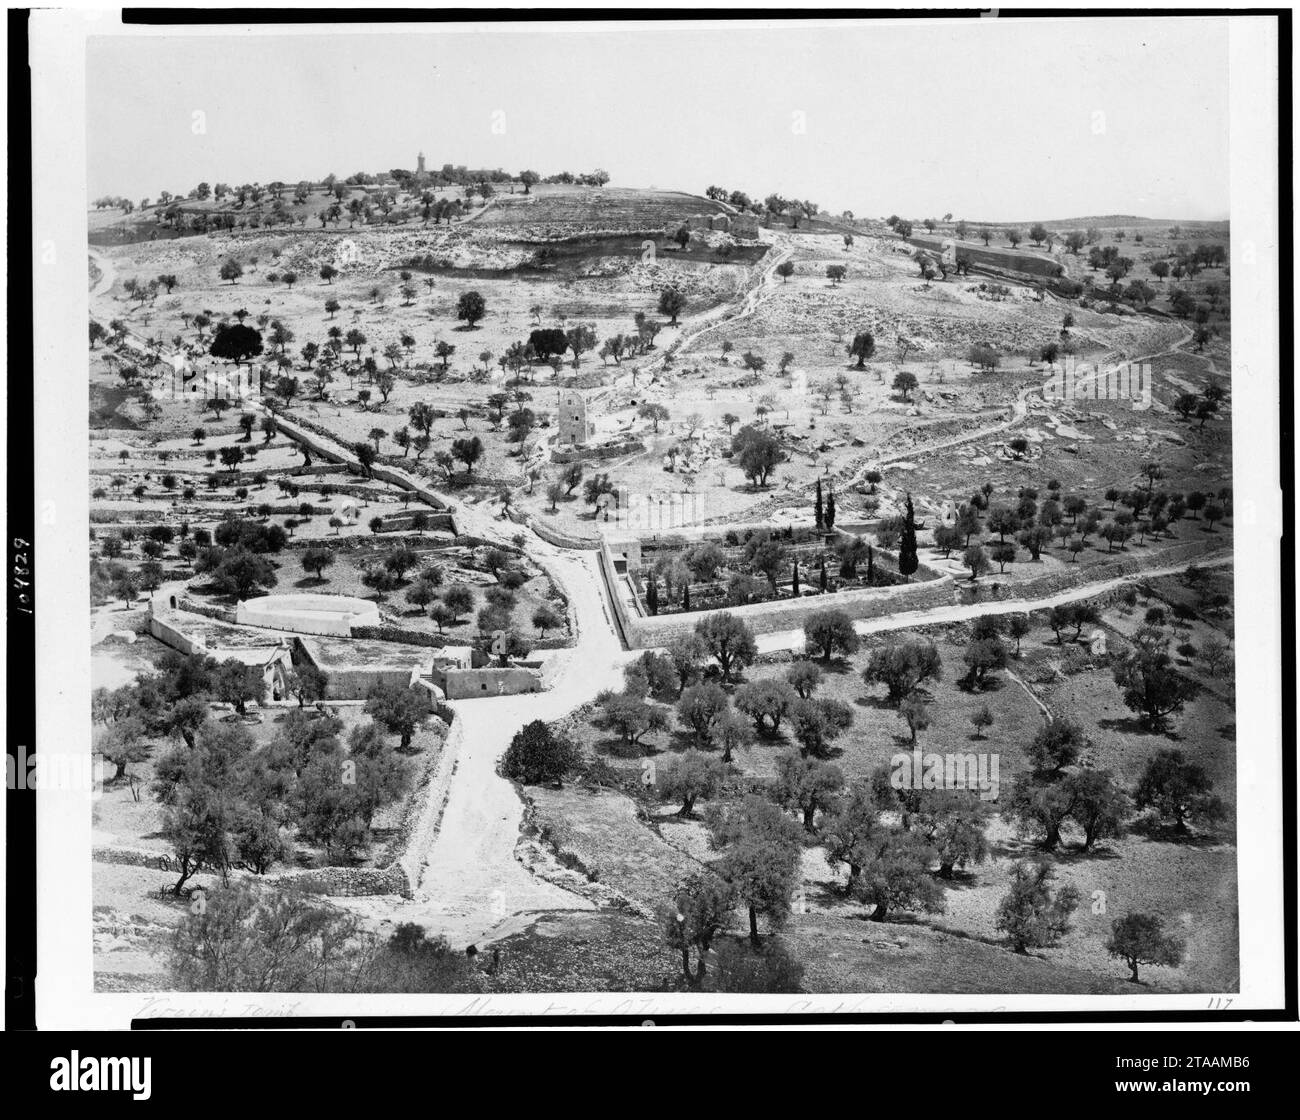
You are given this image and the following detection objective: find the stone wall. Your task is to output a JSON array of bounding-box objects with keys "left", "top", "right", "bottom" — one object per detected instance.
[
  {"left": 351, "top": 624, "right": 449, "bottom": 648},
  {"left": 396, "top": 712, "right": 464, "bottom": 888},
  {"left": 311, "top": 663, "right": 426, "bottom": 701},
  {"left": 235, "top": 603, "right": 357, "bottom": 638},
  {"left": 90, "top": 846, "right": 413, "bottom": 899},
  {"left": 268, "top": 409, "right": 455, "bottom": 521},
  {"left": 550, "top": 439, "right": 644, "bottom": 465},
  {"left": 525, "top": 515, "right": 602, "bottom": 551},
  {"left": 273, "top": 864, "right": 412, "bottom": 898},
  {"left": 436, "top": 666, "right": 542, "bottom": 700},
  {"left": 599, "top": 538, "right": 956, "bottom": 649},
  {"left": 148, "top": 614, "right": 209, "bottom": 656},
  {"left": 93, "top": 845, "right": 179, "bottom": 872},
  {"left": 954, "top": 539, "right": 1230, "bottom": 605},
  {"left": 372, "top": 509, "right": 457, "bottom": 534}
]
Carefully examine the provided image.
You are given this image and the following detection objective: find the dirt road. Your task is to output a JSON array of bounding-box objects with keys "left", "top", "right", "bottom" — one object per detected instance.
[
  {"left": 253, "top": 418, "right": 636, "bottom": 942},
  {"left": 752, "top": 550, "right": 1232, "bottom": 654},
  {"left": 406, "top": 544, "right": 633, "bottom": 942}
]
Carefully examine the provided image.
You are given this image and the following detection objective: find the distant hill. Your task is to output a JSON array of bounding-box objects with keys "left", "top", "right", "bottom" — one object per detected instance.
[{"left": 966, "top": 215, "right": 1229, "bottom": 232}]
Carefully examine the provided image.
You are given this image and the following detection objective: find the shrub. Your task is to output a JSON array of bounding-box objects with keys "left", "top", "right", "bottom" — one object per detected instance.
[{"left": 499, "top": 720, "right": 580, "bottom": 787}]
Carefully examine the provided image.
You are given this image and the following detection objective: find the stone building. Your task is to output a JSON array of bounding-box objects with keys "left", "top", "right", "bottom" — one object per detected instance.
[{"left": 556, "top": 388, "right": 590, "bottom": 446}]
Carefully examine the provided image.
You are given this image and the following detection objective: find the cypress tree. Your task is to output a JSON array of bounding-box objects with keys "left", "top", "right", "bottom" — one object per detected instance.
[
  {"left": 899, "top": 493, "right": 920, "bottom": 582},
  {"left": 683, "top": 582, "right": 691, "bottom": 612},
  {"left": 814, "top": 479, "right": 824, "bottom": 530},
  {"left": 819, "top": 556, "right": 828, "bottom": 592},
  {"left": 825, "top": 486, "right": 837, "bottom": 530},
  {"left": 791, "top": 560, "right": 800, "bottom": 598},
  {"left": 646, "top": 576, "right": 659, "bottom": 615}
]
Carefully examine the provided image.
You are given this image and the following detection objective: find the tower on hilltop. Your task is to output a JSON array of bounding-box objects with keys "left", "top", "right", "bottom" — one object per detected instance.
[{"left": 416, "top": 152, "right": 427, "bottom": 180}]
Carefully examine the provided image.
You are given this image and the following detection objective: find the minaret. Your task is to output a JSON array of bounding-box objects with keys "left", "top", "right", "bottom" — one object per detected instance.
[{"left": 417, "top": 151, "right": 427, "bottom": 180}]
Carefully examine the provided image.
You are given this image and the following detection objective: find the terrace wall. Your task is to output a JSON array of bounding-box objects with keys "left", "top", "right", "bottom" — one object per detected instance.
[
  {"left": 550, "top": 439, "right": 644, "bottom": 465},
  {"left": 953, "top": 539, "right": 1230, "bottom": 605},
  {"left": 396, "top": 712, "right": 463, "bottom": 888},
  {"left": 90, "top": 845, "right": 414, "bottom": 899},
  {"left": 905, "top": 235, "right": 1064, "bottom": 280},
  {"left": 273, "top": 864, "right": 412, "bottom": 898}
]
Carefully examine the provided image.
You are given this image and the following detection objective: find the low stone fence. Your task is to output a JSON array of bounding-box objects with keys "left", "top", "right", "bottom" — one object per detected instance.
[
  {"left": 551, "top": 440, "right": 644, "bottom": 465},
  {"left": 269, "top": 410, "right": 454, "bottom": 519},
  {"left": 351, "top": 623, "right": 448, "bottom": 648},
  {"left": 93, "top": 844, "right": 414, "bottom": 898},
  {"left": 177, "top": 597, "right": 237, "bottom": 623},
  {"left": 526, "top": 515, "right": 602, "bottom": 551},
  {"left": 396, "top": 712, "right": 464, "bottom": 890},
  {"left": 372, "top": 509, "right": 457, "bottom": 534},
  {"left": 953, "top": 538, "right": 1230, "bottom": 605},
  {"left": 273, "top": 864, "right": 412, "bottom": 898},
  {"left": 93, "top": 845, "right": 179, "bottom": 872},
  {"left": 513, "top": 792, "right": 653, "bottom": 919}
]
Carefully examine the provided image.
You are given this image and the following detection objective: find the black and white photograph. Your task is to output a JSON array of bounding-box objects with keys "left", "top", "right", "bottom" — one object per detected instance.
[{"left": 12, "top": 7, "right": 1292, "bottom": 1042}]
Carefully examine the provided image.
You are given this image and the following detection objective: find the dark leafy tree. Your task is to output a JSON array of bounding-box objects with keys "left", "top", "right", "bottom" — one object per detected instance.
[
  {"left": 660, "top": 873, "right": 736, "bottom": 987},
  {"left": 707, "top": 794, "right": 804, "bottom": 947},
  {"left": 862, "top": 637, "right": 942, "bottom": 705},
  {"left": 1106, "top": 913, "right": 1186, "bottom": 983},
  {"left": 658, "top": 749, "right": 729, "bottom": 817},
  {"left": 851, "top": 827, "right": 945, "bottom": 922},
  {"left": 772, "top": 751, "right": 844, "bottom": 832},
  {"left": 1133, "top": 749, "right": 1226, "bottom": 834},
  {"left": 803, "top": 609, "right": 859, "bottom": 662},
  {"left": 694, "top": 613, "right": 758, "bottom": 683},
  {"left": 996, "top": 860, "right": 1080, "bottom": 953}
]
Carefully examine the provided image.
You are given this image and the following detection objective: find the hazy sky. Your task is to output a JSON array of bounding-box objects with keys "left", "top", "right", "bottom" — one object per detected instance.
[{"left": 86, "top": 18, "right": 1231, "bottom": 221}]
